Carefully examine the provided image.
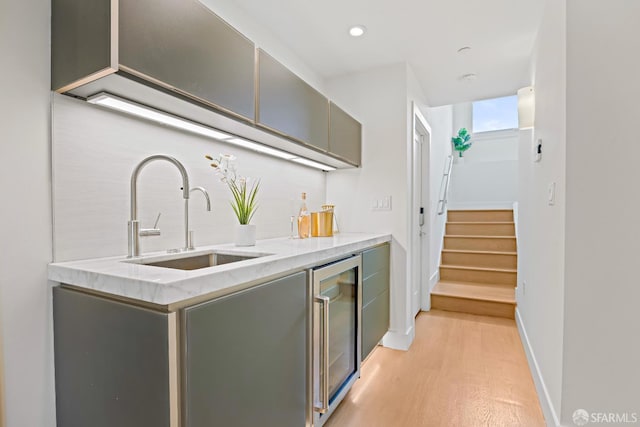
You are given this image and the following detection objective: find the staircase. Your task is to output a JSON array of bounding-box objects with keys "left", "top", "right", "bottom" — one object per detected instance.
[{"left": 431, "top": 209, "right": 517, "bottom": 319}]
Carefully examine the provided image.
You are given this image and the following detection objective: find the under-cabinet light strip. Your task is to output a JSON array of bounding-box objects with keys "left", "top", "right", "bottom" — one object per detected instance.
[
  {"left": 86, "top": 92, "right": 336, "bottom": 171},
  {"left": 226, "top": 137, "right": 296, "bottom": 160},
  {"left": 292, "top": 157, "right": 338, "bottom": 170}
]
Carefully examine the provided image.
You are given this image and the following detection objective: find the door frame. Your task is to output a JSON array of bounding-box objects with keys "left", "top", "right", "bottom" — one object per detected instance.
[
  {"left": 0, "top": 308, "right": 5, "bottom": 427},
  {"left": 410, "top": 103, "right": 432, "bottom": 315}
]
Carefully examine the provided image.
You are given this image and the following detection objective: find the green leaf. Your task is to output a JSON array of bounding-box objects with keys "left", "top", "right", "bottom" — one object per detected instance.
[{"left": 226, "top": 177, "right": 260, "bottom": 225}]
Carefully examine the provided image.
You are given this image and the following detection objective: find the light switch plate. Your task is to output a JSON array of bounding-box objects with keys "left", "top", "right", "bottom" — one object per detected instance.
[
  {"left": 372, "top": 196, "right": 392, "bottom": 211},
  {"left": 548, "top": 182, "right": 556, "bottom": 205}
]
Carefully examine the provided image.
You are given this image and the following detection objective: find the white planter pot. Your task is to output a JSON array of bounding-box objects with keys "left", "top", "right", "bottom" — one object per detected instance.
[
  {"left": 455, "top": 155, "right": 465, "bottom": 164},
  {"left": 235, "top": 224, "right": 256, "bottom": 247}
]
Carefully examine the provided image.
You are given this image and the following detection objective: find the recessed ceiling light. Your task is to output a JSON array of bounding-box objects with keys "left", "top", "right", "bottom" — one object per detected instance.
[
  {"left": 457, "top": 46, "right": 472, "bottom": 54},
  {"left": 349, "top": 25, "right": 366, "bottom": 37},
  {"left": 460, "top": 73, "right": 477, "bottom": 81}
]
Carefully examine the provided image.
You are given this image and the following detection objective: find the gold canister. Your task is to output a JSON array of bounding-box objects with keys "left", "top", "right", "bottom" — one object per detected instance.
[{"left": 311, "top": 211, "right": 334, "bottom": 237}]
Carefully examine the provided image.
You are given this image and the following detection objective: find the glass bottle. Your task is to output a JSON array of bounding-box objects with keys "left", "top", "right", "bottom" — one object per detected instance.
[{"left": 297, "top": 192, "right": 311, "bottom": 239}]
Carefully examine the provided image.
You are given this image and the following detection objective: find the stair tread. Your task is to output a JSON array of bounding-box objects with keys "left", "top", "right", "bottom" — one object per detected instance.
[
  {"left": 448, "top": 209, "right": 513, "bottom": 212},
  {"left": 447, "top": 221, "right": 514, "bottom": 225},
  {"left": 442, "top": 249, "right": 517, "bottom": 256},
  {"left": 445, "top": 234, "right": 516, "bottom": 239},
  {"left": 440, "top": 264, "right": 517, "bottom": 273},
  {"left": 432, "top": 281, "right": 516, "bottom": 304}
]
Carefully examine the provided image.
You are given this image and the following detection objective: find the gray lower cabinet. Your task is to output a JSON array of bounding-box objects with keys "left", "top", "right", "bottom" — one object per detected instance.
[
  {"left": 52, "top": 0, "right": 256, "bottom": 120},
  {"left": 53, "top": 287, "right": 170, "bottom": 427},
  {"left": 257, "top": 49, "right": 329, "bottom": 151},
  {"left": 361, "top": 244, "right": 390, "bottom": 360},
  {"left": 329, "top": 102, "right": 362, "bottom": 166},
  {"left": 53, "top": 270, "right": 308, "bottom": 427},
  {"left": 184, "top": 271, "right": 308, "bottom": 427}
]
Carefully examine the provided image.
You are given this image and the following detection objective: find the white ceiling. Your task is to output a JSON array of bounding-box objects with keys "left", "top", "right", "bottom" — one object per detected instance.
[{"left": 222, "top": 0, "right": 545, "bottom": 106}]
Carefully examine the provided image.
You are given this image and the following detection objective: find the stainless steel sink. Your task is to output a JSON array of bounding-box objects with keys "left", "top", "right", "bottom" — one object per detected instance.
[{"left": 131, "top": 252, "right": 266, "bottom": 271}]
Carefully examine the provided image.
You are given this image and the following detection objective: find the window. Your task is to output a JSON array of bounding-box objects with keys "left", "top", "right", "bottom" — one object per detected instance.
[{"left": 472, "top": 95, "right": 518, "bottom": 133}]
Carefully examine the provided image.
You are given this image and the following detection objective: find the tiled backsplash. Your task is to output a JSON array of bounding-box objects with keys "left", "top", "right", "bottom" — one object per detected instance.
[{"left": 52, "top": 94, "right": 326, "bottom": 261}]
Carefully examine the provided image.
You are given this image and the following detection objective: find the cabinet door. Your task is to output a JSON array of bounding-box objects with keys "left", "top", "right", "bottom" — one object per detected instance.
[
  {"left": 119, "top": 0, "right": 256, "bottom": 120},
  {"left": 329, "top": 102, "right": 362, "bottom": 166},
  {"left": 362, "top": 289, "right": 390, "bottom": 359},
  {"left": 184, "top": 271, "right": 308, "bottom": 427},
  {"left": 258, "top": 49, "right": 329, "bottom": 151},
  {"left": 52, "top": 0, "right": 114, "bottom": 91},
  {"left": 361, "top": 244, "right": 390, "bottom": 360},
  {"left": 53, "top": 287, "right": 170, "bottom": 427}
]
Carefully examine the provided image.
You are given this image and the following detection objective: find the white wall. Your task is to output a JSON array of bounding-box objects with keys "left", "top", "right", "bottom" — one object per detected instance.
[
  {"left": 449, "top": 130, "right": 519, "bottom": 209},
  {"left": 325, "top": 63, "right": 413, "bottom": 348},
  {"left": 426, "top": 106, "right": 453, "bottom": 287},
  {"left": 561, "top": 0, "right": 640, "bottom": 423},
  {"left": 516, "top": 0, "right": 566, "bottom": 424},
  {"left": 461, "top": 129, "right": 519, "bottom": 162},
  {"left": 52, "top": 95, "right": 326, "bottom": 261},
  {"left": 452, "top": 102, "right": 472, "bottom": 134},
  {"left": 0, "top": 1, "right": 56, "bottom": 426}
]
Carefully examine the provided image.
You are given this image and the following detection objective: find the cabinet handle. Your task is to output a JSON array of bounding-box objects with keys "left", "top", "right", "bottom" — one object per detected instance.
[{"left": 314, "top": 295, "right": 330, "bottom": 414}]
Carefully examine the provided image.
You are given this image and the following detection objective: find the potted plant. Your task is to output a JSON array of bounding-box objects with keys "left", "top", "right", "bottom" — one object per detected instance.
[
  {"left": 452, "top": 128, "right": 472, "bottom": 160},
  {"left": 206, "top": 154, "right": 260, "bottom": 246}
]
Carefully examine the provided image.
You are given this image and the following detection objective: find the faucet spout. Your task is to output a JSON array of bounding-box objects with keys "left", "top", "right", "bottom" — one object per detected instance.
[
  {"left": 187, "top": 186, "right": 212, "bottom": 250},
  {"left": 128, "top": 154, "right": 191, "bottom": 258},
  {"left": 190, "top": 186, "right": 211, "bottom": 211}
]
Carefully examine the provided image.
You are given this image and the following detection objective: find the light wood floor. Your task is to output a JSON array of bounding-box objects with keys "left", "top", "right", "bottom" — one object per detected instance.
[{"left": 324, "top": 310, "right": 545, "bottom": 427}]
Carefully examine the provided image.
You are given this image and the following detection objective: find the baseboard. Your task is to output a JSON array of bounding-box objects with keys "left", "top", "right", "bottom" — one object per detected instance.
[
  {"left": 381, "top": 324, "right": 415, "bottom": 351},
  {"left": 429, "top": 271, "right": 439, "bottom": 291},
  {"left": 515, "top": 308, "right": 561, "bottom": 427},
  {"left": 448, "top": 202, "right": 515, "bottom": 210}
]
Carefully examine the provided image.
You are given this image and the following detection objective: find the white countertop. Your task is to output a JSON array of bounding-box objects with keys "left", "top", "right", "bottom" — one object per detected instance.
[{"left": 48, "top": 233, "right": 391, "bottom": 309}]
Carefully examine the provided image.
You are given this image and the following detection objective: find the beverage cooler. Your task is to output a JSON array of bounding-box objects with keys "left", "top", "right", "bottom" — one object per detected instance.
[{"left": 309, "top": 255, "right": 362, "bottom": 426}]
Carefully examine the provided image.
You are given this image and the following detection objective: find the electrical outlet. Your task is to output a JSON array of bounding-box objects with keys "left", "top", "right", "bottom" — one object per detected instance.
[{"left": 522, "top": 281, "right": 526, "bottom": 295}]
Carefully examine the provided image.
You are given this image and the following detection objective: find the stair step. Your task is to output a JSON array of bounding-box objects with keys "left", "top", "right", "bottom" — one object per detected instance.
[
  {"left": 442, "top": 249, "right": 517, "bottom": 270},
  {"left": 446, "top": 222, "right": 515, "bottom": 236},
  {"left": 440, "top": 265, "right": 517, "bottom": 287},
  {"left": 432, "top": 281, "right": 516, "bottom": 303},
  {"left": 431, "top": 281, "right": 515, "bottom": 319},
  {"left": 447, "top": 209, "right": 514, "bottom": 223},
  {"left": 444, "top": 235, "right": 517, "bottom": 252}
]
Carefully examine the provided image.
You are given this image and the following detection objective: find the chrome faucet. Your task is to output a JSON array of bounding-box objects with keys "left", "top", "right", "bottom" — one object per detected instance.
[
  {"left": 190, "top": 186, "right": 211, "bottom": 211},
  {"left": 187, "top": 186, "right": 212, "bottom": 250},
  {"left": 128, "top": 154, "right": 190, "bottom": 258}
]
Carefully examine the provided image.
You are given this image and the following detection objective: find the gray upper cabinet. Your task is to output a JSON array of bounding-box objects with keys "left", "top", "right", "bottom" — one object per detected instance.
[
  {"left": 51, "top": 0, "right": 114, "bottom": 91},
  {"left": 52, "top": 0, "right": 364, "bottom": 168},
  {"left": 119, "top": 0, "right": 255, "bottom": 120},
  {"left": 183, "top": 271, "right": 308, "bottom": 427},
  {"left": 257, "top": 49, "right": 329, "bottom": 151},
  {"left": 52, "top": 0, "right": 256, "bottom": 121},
  {"left": 329, "top": 102, "right": 362, "bottom": 166}
]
